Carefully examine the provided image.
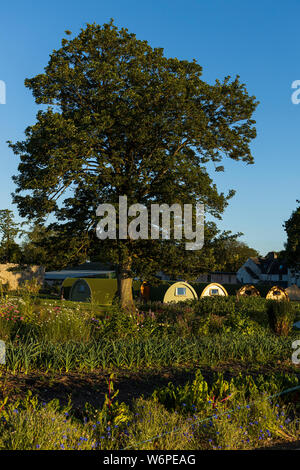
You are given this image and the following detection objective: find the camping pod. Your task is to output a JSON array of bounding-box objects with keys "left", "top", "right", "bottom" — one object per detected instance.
[
  {"left": 70, "top": 278, "right": 118, "bottom": 304},
  {"left": 236, "top": 284, "right": 260, "bottom": 299},
  {"left": 200, "top": 283, "right": 228, "bottom": 298},
  {"left": 163, "top": 281, "right": 198, "bottom": 303},
  {"left": 60, "top": 277, "right": 77, "bottom": 300},
  {"left": 266, "top": 286, "right": 289, "bottom": 301},
  {"left": 285, "top": 284, "right": 300, "bottom": 301}
]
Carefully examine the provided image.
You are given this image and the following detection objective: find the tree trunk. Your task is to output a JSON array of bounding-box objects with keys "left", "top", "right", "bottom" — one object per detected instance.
[
  {"left": 117, "top": 261, "right": 135, "bottom": 312},
  {"left": 119, "top": 276, "right": 135, "bottom": 311}
]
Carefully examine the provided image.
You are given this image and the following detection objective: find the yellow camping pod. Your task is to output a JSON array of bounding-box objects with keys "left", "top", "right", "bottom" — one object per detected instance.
[
  {"left": 60, "top": 277, "right": 77, "bottom": 300},
  {"left": 163, "top": 281, "right": 198, "bottom": 303},
  {"left": 266, "top": 286, "right": 289, "bottom": 301},
  {"left": 236, "top": 284, "right": 260, "bottom": 299},
  {"left": 285, "top": 284, "right": 300, "bottom": 301},
  {"left": 200, "top": 283, "right": 228, "bottom": 298}
]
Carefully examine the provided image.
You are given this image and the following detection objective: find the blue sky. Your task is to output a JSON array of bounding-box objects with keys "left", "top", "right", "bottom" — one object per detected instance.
[{"left": 0, "top": 0, "right": 299, "bottom": 255}]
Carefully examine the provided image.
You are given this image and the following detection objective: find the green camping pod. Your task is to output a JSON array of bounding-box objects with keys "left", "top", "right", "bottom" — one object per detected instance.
[
  {"left": 61, "top": 277, "right": 77, "bottom": 300},
  {"left": 69, "top": 278, "right": 118, "bottom": 304}
]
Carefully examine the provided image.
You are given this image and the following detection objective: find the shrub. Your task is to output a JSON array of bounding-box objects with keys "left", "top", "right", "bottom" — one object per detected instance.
[
  {"left": 0, "top": 302, "right": 23, "bottom": 341},
  {"left": 0, "top": 392, "right": 95, "bottom": 450},
  {"left": 152, "top": 370, "right": 299, "bottom": 414},
  {"left": 38, "top": 307, "right": 93, "bottom": 343},
  {"left": 266, "top": 301, "right": 295, "bottom": 336},
  {"left": 151, "top": 371, "right": 300, "bottom": 449}
]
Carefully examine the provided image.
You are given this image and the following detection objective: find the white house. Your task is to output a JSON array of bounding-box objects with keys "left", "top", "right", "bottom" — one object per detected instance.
[{"left": 237, "top": 252, "right": 288, "bottom": 286}]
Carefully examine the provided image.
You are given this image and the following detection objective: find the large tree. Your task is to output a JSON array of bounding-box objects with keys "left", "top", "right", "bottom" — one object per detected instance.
[
  {"left": 284, "top": 201, "right": 300, "bottom": 269},
  {"left": 9, "top": 21, "right": 258, "bottom": 309}
]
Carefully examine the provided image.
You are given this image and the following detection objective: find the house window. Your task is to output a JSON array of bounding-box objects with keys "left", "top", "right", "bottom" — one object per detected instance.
[{"left": 175, "top": 287, "right": 186, "bottom": 296}]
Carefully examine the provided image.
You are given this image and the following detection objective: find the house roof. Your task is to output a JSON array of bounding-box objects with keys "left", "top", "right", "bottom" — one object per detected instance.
[
  {"left": 244, "top": 266, "right": 259, "bottom": 280},
  {"left": 45, "top": 270, "right": 115, "bottom": 280},
  {"left": 45, "top": 261, "right": 116, "bottom": 280},
  {"left": 249, "top": 252, "right": 287, "bottom": 275}
]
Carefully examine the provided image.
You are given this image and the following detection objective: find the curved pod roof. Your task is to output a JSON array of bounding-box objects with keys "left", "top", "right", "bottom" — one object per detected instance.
[
  {"left": 266, "top": 286, "right": 289, "bottom": 301},
  {"left": 61, "top": 277, "right": 77, "bottom": 300},
  {"left": 236, "top": 284, "right": 260, "bottom": 298},
  {"left": 200, "top": 283, "right": 228, "bottom": 298},
  {"left": 163, "top": 281, "right": 198, "bottom": 303}
]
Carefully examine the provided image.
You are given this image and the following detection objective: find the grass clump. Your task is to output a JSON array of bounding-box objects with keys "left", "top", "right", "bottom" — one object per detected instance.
[{"left": 267, "top": 300, "right": 295, "bottom": 336}]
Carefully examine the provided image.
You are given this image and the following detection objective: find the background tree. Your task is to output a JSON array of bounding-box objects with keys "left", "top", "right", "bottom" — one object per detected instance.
[
  {"left": 213, "top": 239, "right": 259, "bottom": 272},
  {"left": 0, "top": 209, "right": 22, "bottom": 263},
  {"left": 284, "top": 201, "right": 300, "bottom": 269},
  {"left": 9, "top": 21, "right": 258, "bottom": 309}
]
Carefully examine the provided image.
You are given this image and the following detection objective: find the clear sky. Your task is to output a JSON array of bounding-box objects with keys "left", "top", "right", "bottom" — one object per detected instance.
[{"left": 0, "top": 0, "right": 299, "bottom": 255}]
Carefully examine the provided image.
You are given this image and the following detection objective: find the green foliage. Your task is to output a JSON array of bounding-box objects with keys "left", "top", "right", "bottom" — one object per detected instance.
[
  {"left": 152, "top": 370, "right": 299, "bottom": 414},
  {"left": 84, "top": 373, "right": 132, "bottom": 432},
  {"left": 0, "top": 392, "right": 94, "bottom": 450},
  {"left": 1, "top": 293, "right": 299, "bottom": 450},
  {"left": 1, "top": 330, "right": 294, "bottom": 373},
  {"left": 93, "top": 304, "right": 138, "bottom": 339},
  {"left": 37, "top": 307, "right": 93, "bottom": 344},
  {"left": 20, "top": 223, "right": 51, "bottom": 267},
  {"left": 213, "top": 239, "right": 259, "bottom": 272},
  {"left": 0, "top": 302, "right": 23, "bottom": 340},
  {"left": 0, "top": 372, "right": 298, "bottom": 450},
  {"left": 0, "top": 210, "right": 22, "bottom": 263},
  {"left": 0, "top": 295, "right": 297, "bottom": 373},
  {"left": 284, "top": 202, "right": 300, "bottom": 269},
  {"left": 9, "top": 20, "right": 258, "bottom": 301}
]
